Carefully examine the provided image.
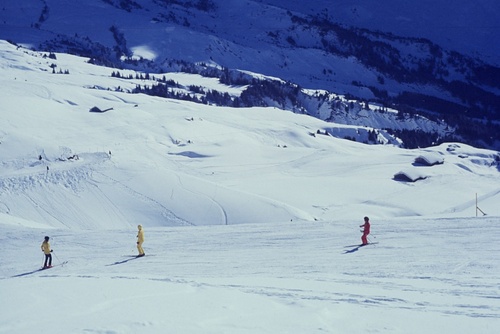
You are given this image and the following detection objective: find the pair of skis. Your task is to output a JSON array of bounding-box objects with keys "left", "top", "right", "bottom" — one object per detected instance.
[
  {"left": 344, "top": 242, "right": 378, "bottom": 248},
  {"left": 108, "top": 254, "right": 146, "bottom": 266},
  {"left": 12, "top": 261, "right": 68, "bottom": 277},
  {"left": 342, "top": 242, "right": 378, "bottom": 254},
  {"left": 41, "top": 260, "right": 69, "bottom": 269}
]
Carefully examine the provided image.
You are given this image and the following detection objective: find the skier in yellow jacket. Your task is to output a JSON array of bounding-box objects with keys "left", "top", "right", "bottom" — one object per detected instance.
[
  {"left": 41, "top": 236, "right": 53, "bottom": 268},
  {"left": 136, "top": 225, "right": 145, "bottom": 257}
]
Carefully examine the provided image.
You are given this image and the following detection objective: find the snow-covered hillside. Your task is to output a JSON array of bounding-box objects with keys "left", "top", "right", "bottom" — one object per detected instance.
[
  {"left": 1, "top": 40, "right": 499, "bottom": 333},
  {"left": 1, "top": 0, "right": 499, "bottom": 150},
  {"left": 1, "top": 40, "right": 499, "bottom": 227}
]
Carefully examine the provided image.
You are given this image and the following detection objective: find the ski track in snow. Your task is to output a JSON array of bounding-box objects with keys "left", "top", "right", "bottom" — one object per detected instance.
[
  {"left": 172, "top": 172, "right": 228, "bottom": 225},
  {"left": 93, "top": 170, "right": 192, "bottom": 226}
]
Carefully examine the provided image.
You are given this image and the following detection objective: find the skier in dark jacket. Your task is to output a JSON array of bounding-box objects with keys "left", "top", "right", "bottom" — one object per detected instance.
[{"left": 360, "top": 216, "right": 371, "bottom": 245}]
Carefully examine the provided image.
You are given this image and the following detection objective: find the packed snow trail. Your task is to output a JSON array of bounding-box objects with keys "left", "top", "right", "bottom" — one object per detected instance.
[{"left": 1, "top": 217, "right": 499, "bottom": 333}]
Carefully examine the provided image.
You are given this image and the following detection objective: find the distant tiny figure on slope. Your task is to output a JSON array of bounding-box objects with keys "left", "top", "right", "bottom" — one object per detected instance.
[
  {"left": 360, "top": 216, "right": 371, "bottom": 245},
  {"left": 136, "top": 225, "right": 145, "bottom": 257},
  {"left": 41, "top": 236, "right": 53, "bottom": 268}
]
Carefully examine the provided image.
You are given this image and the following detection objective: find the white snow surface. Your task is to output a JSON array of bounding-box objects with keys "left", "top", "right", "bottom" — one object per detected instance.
[{"left": 1, "top": 41, "right": 499, "bottom": 333}]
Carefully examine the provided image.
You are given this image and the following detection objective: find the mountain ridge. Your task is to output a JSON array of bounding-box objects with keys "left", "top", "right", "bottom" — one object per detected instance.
[{"left": 1, "top": 0, "right": 499, "bottom": 149}]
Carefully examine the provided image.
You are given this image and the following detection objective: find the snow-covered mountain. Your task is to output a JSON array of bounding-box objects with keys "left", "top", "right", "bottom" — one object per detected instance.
[
  {"left": 1, "top": 39, "right": 499, "bottom": 227},
  {"left": 1, "top": 0, "right": 499, "bottom": 149},
  {"left": 1, "top": 39, "right": 499, "bottom": 334},
  {"left": 260, "top": 0, "right": 500, "bottom": 64}
]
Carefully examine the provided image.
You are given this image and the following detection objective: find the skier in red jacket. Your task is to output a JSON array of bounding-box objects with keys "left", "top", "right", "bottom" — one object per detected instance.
[{"left": 360, "top": 216, "right": 371, "bottom": 245}]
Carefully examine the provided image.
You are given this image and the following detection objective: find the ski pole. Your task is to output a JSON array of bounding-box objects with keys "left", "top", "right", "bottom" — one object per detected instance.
[{"left": 53, "top": 251, "right": 62, "bottom": 265}]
